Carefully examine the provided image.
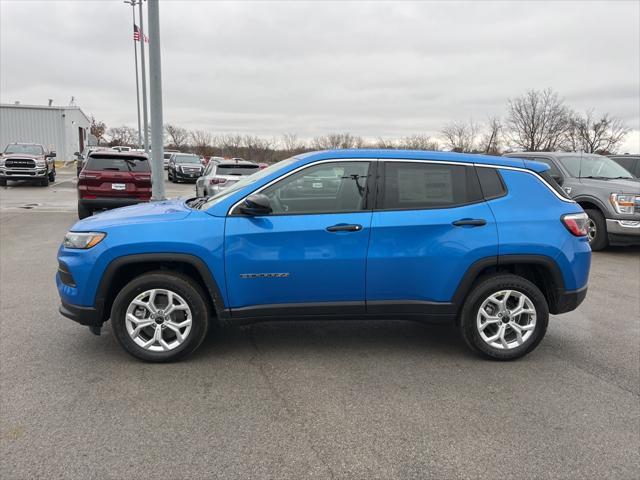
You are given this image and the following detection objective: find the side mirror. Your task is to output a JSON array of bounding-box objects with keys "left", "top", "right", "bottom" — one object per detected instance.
[
  {"left": 48, "top": 152, "right": 57, "bottom": 158},
  {"left": 238, "top": 194, "right": 272, "bottom": 216},
  {"left": 551, "top": 175, "right": 564, "bottom": 186}
]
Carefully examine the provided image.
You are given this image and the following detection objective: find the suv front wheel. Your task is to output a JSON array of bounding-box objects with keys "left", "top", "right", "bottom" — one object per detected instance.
[
  {"left": 459, "top": 274, "right": 549, "bottom": 360},
  {"left": 111, "top": 271, "right": 210, "bottom": 362}
]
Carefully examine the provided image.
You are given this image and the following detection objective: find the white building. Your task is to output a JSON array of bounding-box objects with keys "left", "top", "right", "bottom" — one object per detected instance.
[{"left": 0, "top": 103, "right": 91, "bottom": 161}]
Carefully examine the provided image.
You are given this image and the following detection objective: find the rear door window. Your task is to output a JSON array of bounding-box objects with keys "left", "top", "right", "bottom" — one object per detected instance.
[
  {"left": 85, "top": 155, "right": 150, "bottom": 172},
  {"left": 379, "top": 162, "right": 483, "bottom": 210},
  {"left": 475, "top": 167, "right": 507, "bottom": 199}
]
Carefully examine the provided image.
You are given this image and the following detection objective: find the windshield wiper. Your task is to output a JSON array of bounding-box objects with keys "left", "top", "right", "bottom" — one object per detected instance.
[
  {"left": 187, "top": 197, "right": 209, "bottom": 209},
  {"left": 609, "top": 176, "right": 634, "bottom": 180},
  {"left": 580, "top": 176, "right": 610, "bottom": 180}
]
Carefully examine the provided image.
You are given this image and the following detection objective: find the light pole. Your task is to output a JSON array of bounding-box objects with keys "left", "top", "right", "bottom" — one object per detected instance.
[
  {"left": 124, "top": 0, "right": 142, "bottom": 148},
  {"left": 138, "top": 0, "right": 150, "bottom": 153},
  {"left": 147, "top": 0, "right": 165, "bottom": 200}
]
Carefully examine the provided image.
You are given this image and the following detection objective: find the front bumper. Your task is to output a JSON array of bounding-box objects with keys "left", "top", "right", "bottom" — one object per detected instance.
[
  {"left": 606, "top": 219, "right": 640, "bottom": 246},
  {"left": 0, "top": 168, "right": 47, "bottom": 179},
  {"left": 553, "top": 285, "right": 588, "bottom": 314},
  {"left": 173, "top": 169, "right": 202, "bottom": 182},
  {"left": 59, "top": 300, "right": 102, "bottom": 327}
]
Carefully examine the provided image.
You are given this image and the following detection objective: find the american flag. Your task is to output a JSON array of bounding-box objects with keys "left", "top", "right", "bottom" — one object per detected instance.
[{"left": 133, "top": 24, "right": 148, "bottom": 43}]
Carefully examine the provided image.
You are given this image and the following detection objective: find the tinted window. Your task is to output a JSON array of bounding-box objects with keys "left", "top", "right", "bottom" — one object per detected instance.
[
  {"left": 173, "top": 154, "right": 200, "bottom": 164},
  {"left": 476, "top": 167, "right": 507, "bottom": 199},
  {"left": 85, "top": 155, "right": 150, "bottom": 172},
  {"left": 381, "top": 162, "right": 482, "bottom": 210},
  {"left": 539, "top": 171, "right": 571, "bottom": 199},
  {"left": 611, "top": 157, "right": 637, "bottom": 176},
  {"left": 216, "top": 164, "right": 260, "bottom": 176},
  {"left": 262, "top": 161, "right": 371, "bottom": 214}
]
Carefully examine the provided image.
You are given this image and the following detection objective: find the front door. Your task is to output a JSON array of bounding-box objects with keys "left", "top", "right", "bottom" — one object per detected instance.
[
  {"left": 366, "top": 160, "right": 499, "bottom": 313},
  {"left": 225, "top": 160, "right": 374, "bottom": 317}
]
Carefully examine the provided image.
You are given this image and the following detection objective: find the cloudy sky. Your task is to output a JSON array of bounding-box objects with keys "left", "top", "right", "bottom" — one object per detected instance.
[{"left": 1, "top": 0, "right": 639, "bottom": 150}]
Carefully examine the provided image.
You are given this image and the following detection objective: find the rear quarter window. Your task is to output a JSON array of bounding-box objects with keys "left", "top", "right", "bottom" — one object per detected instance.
[
  {"left": 85, "top": 155, "right": 150, "bottom": 172},
  {"left": 476, "top": 167, "right": 507, "bottom": 199}
]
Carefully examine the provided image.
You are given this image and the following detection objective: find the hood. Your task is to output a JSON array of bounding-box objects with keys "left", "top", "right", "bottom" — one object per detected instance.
[
  {"left": 70, "top": 199, "right": 192, "bottom": 230},
  {"left": 1, "top": 153, "right": 43, "bottom": 159},
  {"left": 578, "top": 177, "right": 640, "bottom": 192}
]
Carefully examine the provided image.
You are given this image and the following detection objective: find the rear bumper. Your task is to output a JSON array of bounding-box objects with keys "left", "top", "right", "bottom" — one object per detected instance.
[
  {"left": 553, "top": 285, "right": 588, "bottom": 314},
  {"left": 606, "top": 219, "right": 640, "bottom": 245},
  {"left": 79, "top": 197, "right": 149, "bottom": 210}
]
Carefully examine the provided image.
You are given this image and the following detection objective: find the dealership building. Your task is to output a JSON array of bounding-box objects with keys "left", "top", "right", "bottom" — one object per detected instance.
[{"left": 0, "top": 103, "right": 91, "bottom": 161}]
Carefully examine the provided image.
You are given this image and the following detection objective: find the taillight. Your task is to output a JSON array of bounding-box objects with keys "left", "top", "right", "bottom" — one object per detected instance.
[
  {"left": 209, "top": 177, "right": 226, "bottom": 185},
  {"left": 561, "top": 213, "right": 589, "bottom": 237}
]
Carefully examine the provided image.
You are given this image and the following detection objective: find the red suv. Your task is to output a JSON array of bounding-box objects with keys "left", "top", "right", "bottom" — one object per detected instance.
[{"left": 77, "top": 151, "right": 152, "bottom": 219}]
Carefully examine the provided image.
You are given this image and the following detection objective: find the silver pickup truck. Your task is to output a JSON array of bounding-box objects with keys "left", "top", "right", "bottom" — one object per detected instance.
[
  {"left": 505, "top": 152, "right": 640, "bottom": 250},
  {"left": 0, "top": 143, "right": 56, "bottom": 186}
]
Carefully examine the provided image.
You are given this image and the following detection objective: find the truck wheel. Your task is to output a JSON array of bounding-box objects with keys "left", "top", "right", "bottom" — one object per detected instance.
[
  {"left": 459, "top": 274, "right": 549, "bottom": 361},
  {"left": 0, "top": 179, "right": 6, "bottom": 186},
  {"left": 48, "top": 167, "right": 56, "bottom": 183},
  {"left": 585, "top": 209, "right": 608, "bottom": 251},
  {"left": 111, "top": 271, "right": 210, "bottom": 362},
  {"left": 41, "top": 175, "right": 50, "bottom": 187},
  {"left": 78, "top": 203, "right": 92, "bottom": 219}
]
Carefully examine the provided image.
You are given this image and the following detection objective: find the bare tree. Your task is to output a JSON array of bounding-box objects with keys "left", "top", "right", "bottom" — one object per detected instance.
[
  {"left": 312, "top": 133, "right": 363, "bottom": 150},
  {"left": 89, "top": 116, "right": 107, "bottom": 145},
  {"left": 479, "top": 117, "right": 503, "bottom": 155},
  {"left": 397, "top": 134, "right": 439, "bottom": 151},
  {"left": 190, "top": 129, "right": 212, "bottom": 155},
  {"left": 567, "top": 110, "right": 629, "bottom": 154},
  {"left": 281, "top": 133, "right": 306, "bottom": 153},
  {"left": 506, "top": 88, "right": 572, "bottom": 151},
  {"left": 165, "top": 124, "right": 189, "bottom": 149},
  {"left": 107, "top": 126, "right": 137, "bottom": 147},
  {"left": 441, "top": 120, "right": 479, "bottom": 152}
]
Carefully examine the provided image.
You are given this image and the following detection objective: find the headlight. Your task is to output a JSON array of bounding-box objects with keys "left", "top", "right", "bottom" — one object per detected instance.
[
  {"left": 63, "top": 232, "right": 106, "bottom": 249},
  {"left": 35, "top": 159, "right": 46, "bottom": 167},
  {"left": 0, "top": 158, "right": 5, "bottom": 167},
  {"left": 610, "top": 193, "right": 639, "bottom": 215}
]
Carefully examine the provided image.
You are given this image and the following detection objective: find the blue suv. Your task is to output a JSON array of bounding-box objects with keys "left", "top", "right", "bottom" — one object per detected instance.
[{"left": 56, "top": 150, "right": 591, "bottom": 362}]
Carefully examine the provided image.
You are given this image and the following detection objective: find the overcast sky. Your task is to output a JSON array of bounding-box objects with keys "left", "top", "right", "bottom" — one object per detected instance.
[{"left": 1, "top": 0, "right": 639, "bottom": 150}]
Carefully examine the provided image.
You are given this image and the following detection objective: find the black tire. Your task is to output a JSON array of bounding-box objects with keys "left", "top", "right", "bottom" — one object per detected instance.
[
  {"left": 78, "top": 203, "right": 92, "bottom": 219},
  {"left": 585, "top": 208, "right": 608, "bottom": 251},
  {"left": 111, "top": 271, "right": 209, "bottom": 362},
  {"left": 41, "top": 175, "right": 50, "bottom": 187},
  {"left": 0, "top": 179, "right": 6, "bottom": 186},
  {"left": 48, "top": 167, "right": 56, "bottom": 183},
  {"left": 459, "top": 274, "right": 549, "bottom": 361}
]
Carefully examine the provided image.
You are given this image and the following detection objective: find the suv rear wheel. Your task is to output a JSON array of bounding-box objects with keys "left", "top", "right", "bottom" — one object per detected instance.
[
  {"left": 584, "top": 208, "right": 608, "bottom": 251},
  {"left": 111, "top": 271, "right": 209, "bottom": 362},
  {"left": 459, "top": 274, "right": 549, "bottom": 360}
]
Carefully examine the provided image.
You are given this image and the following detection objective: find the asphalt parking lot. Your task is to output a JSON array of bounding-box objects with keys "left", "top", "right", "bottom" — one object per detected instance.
[{"left": 1, "top": 166, "right": 639, "bottom": 479}]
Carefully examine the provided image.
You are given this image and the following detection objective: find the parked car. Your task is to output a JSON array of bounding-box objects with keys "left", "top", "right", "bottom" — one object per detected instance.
[
  {"left": 57, "top": 150, "right": 591, "bottom": 362},
  {"left": 77, "top": 151, "right": 152, "bottom": 219},
  {"left": 195, "top": 159, "right": 260, "bottom": 197},
  {"left": 609, "top": 154, "right": 640, "bottom": 178},
  {"left": 163, "top": 150, "right": 179, "bottom": 170},
  {"left": 0, "top": 142, "right": 56, "bottom": 186},
  {"left": 167, "top": 153, "right": 205, "bottom": 182},
  {"left": 504, "top": 152, "right": 640, "bottom": 250}
]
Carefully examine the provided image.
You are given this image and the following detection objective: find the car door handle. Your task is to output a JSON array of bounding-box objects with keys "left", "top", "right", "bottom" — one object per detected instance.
[
  {"left": 326, "top": 224, "right": 363, "bottom": 232},
  {"left": 452, "top": 218, "right": 487, "bottom": 227}
]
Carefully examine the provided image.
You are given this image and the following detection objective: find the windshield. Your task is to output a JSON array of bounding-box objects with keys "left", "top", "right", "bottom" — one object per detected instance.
[
  {"left": 174, "top": 154, "right": 200, "bottom": 164},
  {"left": 558, "top": 155, "right": 634, "bottom": 179},
  {"left": 4, "top": 144, "right": 45, "bottom": 155},
  {"left": 196, "top": 158, "right": 297, "bottom": 210},
  {"left": 216, "top": 164, "right": 260, "bottom": 176}
]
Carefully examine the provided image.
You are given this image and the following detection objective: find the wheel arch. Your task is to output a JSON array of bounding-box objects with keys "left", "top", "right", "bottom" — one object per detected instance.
[
  {"left": 574, "top": 195, "right": 608, "bottom": 215},
  {"left": 95, "top": 253, "right": 226, "bottom": 323},
  {"left": 453, "top": 255, "right": 567, "bottom": 315}
]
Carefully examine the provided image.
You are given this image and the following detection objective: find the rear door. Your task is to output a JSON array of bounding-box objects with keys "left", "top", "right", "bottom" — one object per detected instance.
[
  {"left": 366, "top": 160, "right": 499, "bottom": 313},
  {"left": 224, "top": 160, "right": 375, "bottom": 316}
]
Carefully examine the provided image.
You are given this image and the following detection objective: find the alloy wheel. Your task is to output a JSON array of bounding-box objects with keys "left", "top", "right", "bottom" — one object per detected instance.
[
  {"left": 476, "top": 290, "right": 536, "bottom": 350},
  {"left": 586, "top": 218, "right": 597, "bottom": 243},
  {"left": 125, "top": 289, "right": 192, "bottom": 352}
]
